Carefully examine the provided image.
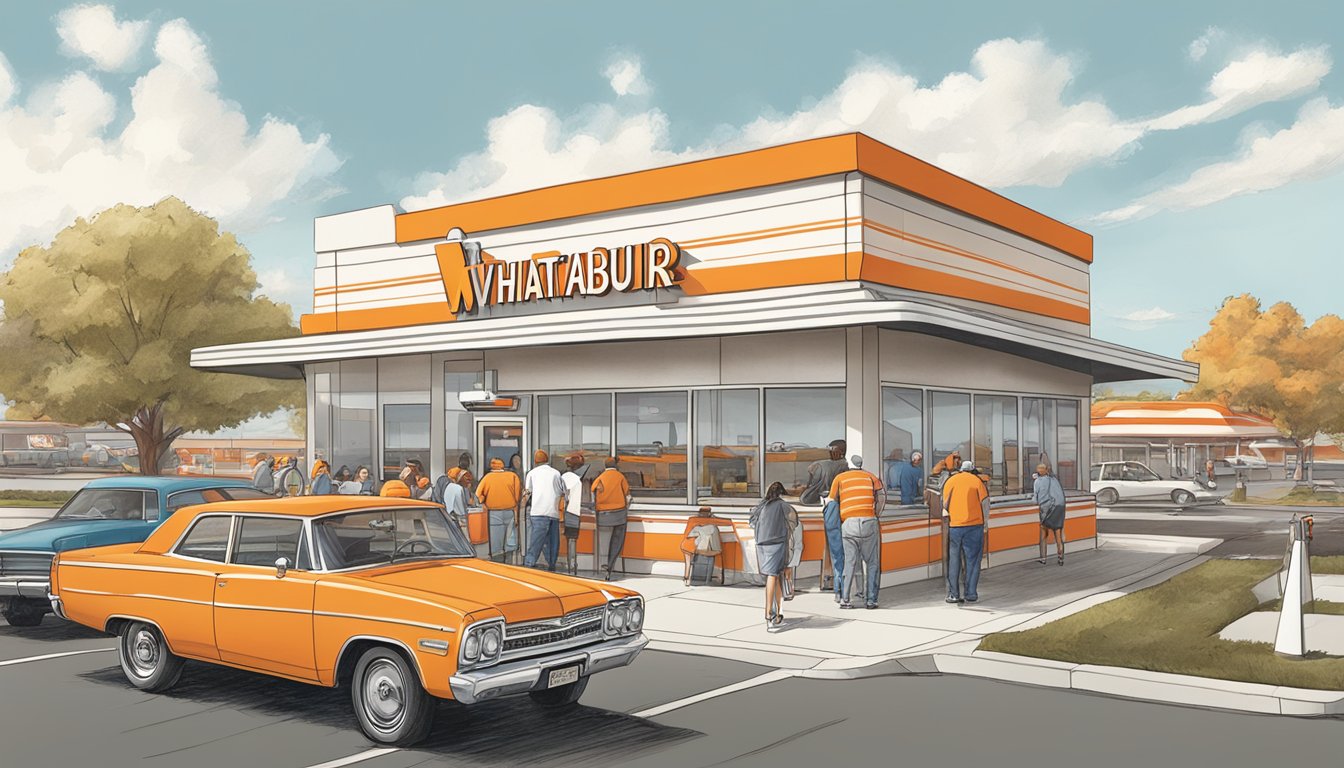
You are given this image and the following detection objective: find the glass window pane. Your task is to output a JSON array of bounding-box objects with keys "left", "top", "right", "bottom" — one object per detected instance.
[
  {"left": 382, "top": 404, "right": 430, "bottom": 482},
  {"left": 176, "top": 516, "right": 232, "bottom": 562},
  {"left": 764, "top": 388, "right": 845, "bottom": 496},
  {"left": 930, "top": 391, "right": 971, "bottom": 481},
  {"left": 616, "top": 392, "right": 688, "bottom": 499},
  {"left": 973, "top": 395, "right": 1020, "bottom": 496},
  {"left": 1022, "top": 398, "right": 1043, "bottom": 490},
  {"left": 333, "top": 360, "right": 377, "bottom": 482},
  {"left": 537, "top": 394, "right": 612, "bottom": 495},
  {"left": 1056, "top": 399, "right": 1080, "bottom": 489},
  {"left": 445, "top": 363, "right": 488, "bottom": 476},
  {"left": 882, "top": 387, "right": 924, "bottom": 502},
  {"left": 232, "top": 517, "right": 304, "bottom": 567},
  {"left": 55, "top": 489, "right": 148, "bottom": 520},
  {"left": 695, "top": 389, "right": 760, "bottom": 499}
]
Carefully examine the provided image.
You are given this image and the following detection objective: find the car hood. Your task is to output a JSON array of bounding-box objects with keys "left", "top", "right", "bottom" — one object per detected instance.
[
  {"left": 0, "top": 518, "right": 151, "bottom": 553},
  {"left": 350, "top": 559, "right": 614, "bottom": 623}
]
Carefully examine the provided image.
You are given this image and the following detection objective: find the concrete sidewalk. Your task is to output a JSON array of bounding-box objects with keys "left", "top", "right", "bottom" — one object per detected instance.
[{"left": 615, "top": 537, "right": 1219, "bottom": 673}]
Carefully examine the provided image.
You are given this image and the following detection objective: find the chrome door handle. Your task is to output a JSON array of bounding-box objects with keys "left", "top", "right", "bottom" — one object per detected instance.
[{"left": 217, "top": 581, "right": 227, "bottom": 587}]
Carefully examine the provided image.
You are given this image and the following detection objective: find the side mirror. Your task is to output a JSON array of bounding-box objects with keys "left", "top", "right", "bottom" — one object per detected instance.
[{"left": 275, "top": 557, "right": 290, "bottom": 579}]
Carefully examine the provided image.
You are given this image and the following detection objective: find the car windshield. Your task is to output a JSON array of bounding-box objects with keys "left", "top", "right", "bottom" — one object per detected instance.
[
  {"left": 54, "top": 488, "right": 147, "bottom": 520},
  {"left": 312, "top": 506, "right": 473, "bottom": 570}
]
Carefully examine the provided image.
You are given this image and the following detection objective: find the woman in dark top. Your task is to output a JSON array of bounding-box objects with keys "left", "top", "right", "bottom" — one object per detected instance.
[{"left": 750, "top": 482, "right": 796, "bottom": 630}]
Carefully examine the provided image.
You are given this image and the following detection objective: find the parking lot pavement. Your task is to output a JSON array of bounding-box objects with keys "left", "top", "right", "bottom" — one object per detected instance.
[
  {"left": 0, "top": 613, "right": 767, "bottom": 768},
  {"left": 1099, "top": 503, "right": 1344, "bottom": 557}
]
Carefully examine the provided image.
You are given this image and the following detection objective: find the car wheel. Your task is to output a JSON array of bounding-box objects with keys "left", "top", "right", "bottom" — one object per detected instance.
[
  {"left": 529, "top": 675, "right": 589, "bottom": 710},
  {"left": 351, "top": 647, "right": 435, "bottom": 746},
  {"left": 1172, "top": 490, "right": 1195, "bottom": 506},
  {"left": 3, "top": 599, "right": 46, "bottom": 627},
  {"left": 1095, "top": 488, "right": 1119, "bottom": 507},
  {"left": 118, "top": 621, "right": 184, "bottom": 692}
]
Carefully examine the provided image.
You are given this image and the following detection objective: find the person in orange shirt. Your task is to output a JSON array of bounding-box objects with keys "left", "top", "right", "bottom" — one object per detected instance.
[
  {"left": 828, "top": 455, "right": 886, "bottom": 609},
  {"left": 942, "top": 460, "right": 990, "bottom": 603},
  {"left": 379, "top": 478, "right": 412, "bottom": 498},
  {"left": 476, "top": 457, "right": 522, "bottom": 562},
  {"left": 590, "top": 457, "right": 631, "bottom": 580}
]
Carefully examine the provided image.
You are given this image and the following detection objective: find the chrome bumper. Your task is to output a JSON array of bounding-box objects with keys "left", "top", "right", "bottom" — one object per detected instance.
[
  {"left": 48, "top": 594, "right": 66, "bottom": 619},
  {"left": 449, "top": 633, "right": 648, "bottom": 705},
  {"left": 0, "top": 578, "right": 51, "bottom": 599}
]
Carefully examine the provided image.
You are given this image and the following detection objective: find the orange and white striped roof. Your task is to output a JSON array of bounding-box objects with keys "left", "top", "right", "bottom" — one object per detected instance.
[{"left": 1091, "top": 401, "right": 1282, "bottom": 439}]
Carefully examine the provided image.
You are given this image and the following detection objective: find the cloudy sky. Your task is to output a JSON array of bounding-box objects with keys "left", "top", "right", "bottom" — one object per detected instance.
[{"left": 1, "top": 1, "right": 1341, "bottom": 426}]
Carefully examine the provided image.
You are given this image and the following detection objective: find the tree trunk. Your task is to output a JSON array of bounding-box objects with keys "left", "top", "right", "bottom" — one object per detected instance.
[
  {"left": 115, "top": 401, "right": 185, "bottom": 476},
  {"left": 1293, "top": 439, "right": 1304, "bottom": 482}
]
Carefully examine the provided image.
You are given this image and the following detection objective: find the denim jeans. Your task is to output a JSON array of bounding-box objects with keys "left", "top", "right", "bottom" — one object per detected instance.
[
  {"left": 841, "top": 516, "right": 881, "bottom": 605},
  {"left": 823, "top": 500, "right": 845, "bottom": 597},
  {"left": 947, "top": 524, "right": 984, "bottom": 599},
  {"left": 524, "top": 515, "right": 560, "bottom": 570}
]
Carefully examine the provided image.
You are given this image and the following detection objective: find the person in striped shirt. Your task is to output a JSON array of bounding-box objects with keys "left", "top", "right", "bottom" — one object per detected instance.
[{"left": 828, "top": 455, "right": 886, "bottom": 609}]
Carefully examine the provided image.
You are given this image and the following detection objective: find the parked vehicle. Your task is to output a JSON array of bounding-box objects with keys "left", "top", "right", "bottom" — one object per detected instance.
[
  {"left": 48, "top": 496, "right": 647, "bottom": 746},
  {"left": 0, "top": 476, "right": 270, "bottom": 626},
  {"left": 1089, "top": 461, "right": 1222, "bottom": 507},
  {"left": 1221, "top": 454, "right": 1269, "bottom": 470},
  {"left": 0, "top": 429, "right": 70, "bottom": 469}
]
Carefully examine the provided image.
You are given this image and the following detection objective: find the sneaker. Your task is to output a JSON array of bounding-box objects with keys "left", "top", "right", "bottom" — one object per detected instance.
[
  {"left": 945, "top": 596, "right": 963, "bottom": 604},
  {"left": 839, "top": 601, "right": 854, "bottom": 609},
  {"left": 965, "top": 596, "right": 979, "bottom": 603},
  {"left": 865, "top": 602, "right": 877, "bottom": 610}
]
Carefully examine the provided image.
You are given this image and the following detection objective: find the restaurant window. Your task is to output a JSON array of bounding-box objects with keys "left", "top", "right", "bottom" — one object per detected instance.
[
  {"left": 445, "top": 362, "right": 491, "bottom": 477},
  {"left": 378, "top": 356, "right": 430, "bottom": 482},
  {"left": 616, "top": 391, "right": 689, "bottom": 499},
  {"left": 695, "top": 389, "right": 760, "bottom": 499},
  {"left": 1057, "top": 399, "right": 1080, "bottom": 489},
  {"left": 881, "top": 387, "right": 923, "bottom": 498},
  {"left": 764, "top": 388, "right": 844, "bottom": 496},
  {"left": 538, "top": 394, "right": 612, "bottom": 483},
  {"left": 973, "top": 394, "right": 1020, "bottom": 496},
  {"left": 330, "top": 360, "right": 376, "bottom": 482},
  {"left": 930, "top": 391, "right": 971, "bottom": 483}
]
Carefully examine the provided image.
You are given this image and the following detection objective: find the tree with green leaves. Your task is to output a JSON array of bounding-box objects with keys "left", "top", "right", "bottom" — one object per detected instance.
[
  {"left": 1183, "top": 295, "right": 1344, "bottom": 481},
  {"left": 0, "top": 197, "right": 304, "bottom": 474}
]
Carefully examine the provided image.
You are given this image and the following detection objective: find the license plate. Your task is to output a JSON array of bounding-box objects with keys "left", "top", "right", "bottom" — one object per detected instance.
[{"left": 547, "top": 665, "right": 580, "bottom": 688}]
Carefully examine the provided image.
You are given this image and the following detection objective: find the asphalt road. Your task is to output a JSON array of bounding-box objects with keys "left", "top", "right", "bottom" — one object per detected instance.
[
  {"left": 3, "top": 612, "right": 1344, "bottom": 767},
  {"left": 1098, "top": 502, "right": 1344, "bottom": 558}
]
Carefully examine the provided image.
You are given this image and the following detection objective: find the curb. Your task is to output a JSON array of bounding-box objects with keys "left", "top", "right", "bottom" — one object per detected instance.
[{"left": 930, "top": 650, "right": 1344, "bottom": 716}]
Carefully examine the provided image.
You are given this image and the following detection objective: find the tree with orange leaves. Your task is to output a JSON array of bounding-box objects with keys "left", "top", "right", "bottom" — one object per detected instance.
[{"left": 1183, "top": 295, "right": 1344, "bottom": 481}]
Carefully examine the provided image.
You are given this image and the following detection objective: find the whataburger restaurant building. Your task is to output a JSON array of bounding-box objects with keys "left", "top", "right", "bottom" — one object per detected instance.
[{"left": 192, "top": 133, "right": 1197, "bottom": 584}]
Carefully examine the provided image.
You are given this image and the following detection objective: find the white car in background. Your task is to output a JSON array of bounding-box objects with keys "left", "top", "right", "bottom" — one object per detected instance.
[
  {"left": 1221, "top": 454, "right": 1269, "bottom": 470},
  {"left": 1090, "top": 461, "right": 1222, "bottom": 507}
]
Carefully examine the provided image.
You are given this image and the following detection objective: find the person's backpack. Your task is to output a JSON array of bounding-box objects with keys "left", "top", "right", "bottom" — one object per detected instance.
[{"left": 688, "top": 523, "right": 723, "bottom": 555}]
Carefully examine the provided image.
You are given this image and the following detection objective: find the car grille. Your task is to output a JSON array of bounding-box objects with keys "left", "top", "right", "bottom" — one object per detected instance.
[
  {"left": 0, "top": 551, "right": 55, "bottom": 577},
  {"left": 503, "top": 606, "right": 605, "bottom": 656}
]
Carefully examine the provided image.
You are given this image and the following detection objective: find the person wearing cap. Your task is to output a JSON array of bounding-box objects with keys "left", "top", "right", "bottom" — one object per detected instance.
[
  {"left": 310, "top": 459, "right": 333, "bottom": 495},
  {"left": 590, "top": 457, "right": 631, "bottom": 580},
  {"left": 828, "top": 455, "right": 886, "bottom": 609},
  {"left": 432, "top": 467, "right": 470, "bottom": 532},
  {"left": 943, "top": 459, "right": 990, "bottom": 603},
  {"left": 476, "top": 457, "right": 523, "bottom": 562},
  {"left": 522, "top": 450, "right": 566, "bottom": 571},
  {"left": 887, "top": 451, "right": 924, "bottom": 506},
  {"left": 560, "top": 454, "right": 587, "bottom": 574}
]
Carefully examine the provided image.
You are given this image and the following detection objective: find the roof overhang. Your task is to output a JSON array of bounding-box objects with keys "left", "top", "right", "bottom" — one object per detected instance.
[{"left": 191, "top": 284, "right": 1197, "bottom": 384}]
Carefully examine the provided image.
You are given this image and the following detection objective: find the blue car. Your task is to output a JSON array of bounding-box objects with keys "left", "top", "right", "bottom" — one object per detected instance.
[{"left": 0, "top": 476, "right": 272, "bottom": 626}]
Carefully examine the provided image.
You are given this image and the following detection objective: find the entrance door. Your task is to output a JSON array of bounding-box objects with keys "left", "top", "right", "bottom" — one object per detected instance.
[{"left": 476, "top": 419, "right": 528, "bottom": 563}]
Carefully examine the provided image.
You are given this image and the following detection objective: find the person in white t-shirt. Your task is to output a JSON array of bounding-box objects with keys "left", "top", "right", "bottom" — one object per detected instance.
[
  {"left": 522, "top": 450, "right": 566, "bottom": 571},
  {"left": 560, "top": 454, "right": 586, "bottom": 575}
]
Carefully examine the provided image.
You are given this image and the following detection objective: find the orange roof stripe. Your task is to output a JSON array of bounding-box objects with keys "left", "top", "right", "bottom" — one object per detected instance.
[{"left": 394, "top": 133, "right": 1093, "bottom": 263}]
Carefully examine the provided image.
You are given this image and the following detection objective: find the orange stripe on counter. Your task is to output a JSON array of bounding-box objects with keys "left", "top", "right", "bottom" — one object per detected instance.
[{"left": 859, "top": 255, "right": 1090, "bottom": 325}]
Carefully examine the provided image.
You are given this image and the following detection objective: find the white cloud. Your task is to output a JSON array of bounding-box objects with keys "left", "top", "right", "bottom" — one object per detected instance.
[
  {"left": 1189, "top": 28, "right": 1224, "bottom": 62},
  {"left": 0, "top": 53, "right": 14, "bottom": 105},
  {"left": 257, "top": 267, "right": 295, "bottom": 296},
  {"left": 55, "top": 4, "right": 150, "bottom": 72},
  {"left": 403, "top": 36, "right": 1333, "bottom": 212},
  {"left": 1095, "top": 98, "right": 1344, "bottom": 223},
  {"left": 1145, "top": 45, "right": 1331, "bottom": 131},
  {"left": 605, "top": 56, "right": 649, "bottom": 97},
  {"left": 0, "top": 16, "right": 341, "bottom": 261},
  {"left": 1119, "top": 307, "right": 1178, "bottom": 326}
]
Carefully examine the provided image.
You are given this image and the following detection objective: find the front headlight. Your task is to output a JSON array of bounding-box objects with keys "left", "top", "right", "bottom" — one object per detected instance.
[
  {"left": 628, "top": 602, "right": 643, "bottom": 632},
  {"left": 463, "top": 632, "right": 481, "bottom": 661},
  {"left": 481, "top": 626, "right": 502, "bottom": 658}
]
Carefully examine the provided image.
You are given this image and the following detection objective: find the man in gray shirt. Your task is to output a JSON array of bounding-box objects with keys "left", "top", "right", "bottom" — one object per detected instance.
[{"left": 800, "top": 439, "right": 848, "bottom": 505}]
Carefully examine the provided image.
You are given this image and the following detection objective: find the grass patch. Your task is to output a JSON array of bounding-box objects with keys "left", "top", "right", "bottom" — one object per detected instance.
[
  {"left": 0, "top": 490, "right": 71, "bottom": 508},
  {"left": 1256, "top": 599, "right": 1344, "bottom": 616},
  {"left": 1313, "top": 556, "right": 1344, "bottom": 575},
  {"left": 1243, "top": 486, "right": 1344, "bottom": 507},
  {"left": 979, "top": 559, "right": 1344, "bottom": 690}
]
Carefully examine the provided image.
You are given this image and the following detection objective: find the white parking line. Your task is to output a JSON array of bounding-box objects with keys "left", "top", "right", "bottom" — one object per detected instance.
[
  {"left": 304, "top": 747, "right": 400, "bottom": 768},
  {"left": 630, "top": 669, "right": 795, "bottom": 719},
  {"left": 0, "top": 647, "right": 116, "bottom": 667}
]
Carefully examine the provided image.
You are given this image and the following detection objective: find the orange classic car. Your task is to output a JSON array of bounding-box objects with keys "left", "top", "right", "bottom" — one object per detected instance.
[{"left": 48, "top": 496, "right": 647, "bottom": 746}]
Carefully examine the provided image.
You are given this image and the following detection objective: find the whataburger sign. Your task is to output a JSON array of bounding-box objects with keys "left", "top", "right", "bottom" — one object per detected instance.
[{"left": 435, "top": 237, "right": 683, "bottom": 317}]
